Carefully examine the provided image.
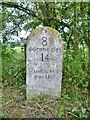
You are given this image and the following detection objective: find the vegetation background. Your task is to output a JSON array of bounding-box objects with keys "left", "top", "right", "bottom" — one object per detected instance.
[{"left": 0, "top": 0, "right": 90, "bottom": 118}]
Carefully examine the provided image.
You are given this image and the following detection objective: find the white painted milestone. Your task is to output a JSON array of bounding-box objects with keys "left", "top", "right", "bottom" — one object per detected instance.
[{"left": 26, "top": 26, "right": 63, "bottom": 98}]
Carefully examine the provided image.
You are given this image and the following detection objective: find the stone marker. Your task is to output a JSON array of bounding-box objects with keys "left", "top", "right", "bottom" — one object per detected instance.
[{"left": 26, "top": 26, "right": 63, "bottom": 99}]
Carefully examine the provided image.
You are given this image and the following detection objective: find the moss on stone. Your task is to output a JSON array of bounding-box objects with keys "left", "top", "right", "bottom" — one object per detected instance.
[{"left": 26, "top": 26, "right": 62, "bottom": 46}]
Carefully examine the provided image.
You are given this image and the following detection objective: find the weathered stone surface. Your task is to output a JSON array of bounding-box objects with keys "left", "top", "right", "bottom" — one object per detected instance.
[{"left": 26, "top": 26, "right": 63, "bottom": 99}]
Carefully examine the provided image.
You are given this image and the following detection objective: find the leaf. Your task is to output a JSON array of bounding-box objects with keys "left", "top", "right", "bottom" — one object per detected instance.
[
  {"left": 72, "top": 107, "right": 77, "bottom": 112},
  {"left": 58, "top": 107, "right": 64, "bottom": 117},
  {"left": 24, "top": 20, "right": 41, "bottom": 30},
  {"left": 81, "top": 107, "right": 86, "bottom": 114}
]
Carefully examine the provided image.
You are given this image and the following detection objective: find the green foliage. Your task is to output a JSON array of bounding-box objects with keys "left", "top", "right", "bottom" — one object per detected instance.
[
  {"left": 63, "top": 46, "right": 88, "bottom": 90},
  {"left": 58, "top": 106, "right": 64, "bottom": 117},
  {"left": 72, "top": 106, "right": 87, "bottom": 118},
  {"left": 1, "top": 111, "right": 7, "bottom": 118},
  {"left": 24, "top": 19, "right": 42, "bottom": 30},
  {"left": 2, "top": 44, "right": 25, "bottom": 87}
]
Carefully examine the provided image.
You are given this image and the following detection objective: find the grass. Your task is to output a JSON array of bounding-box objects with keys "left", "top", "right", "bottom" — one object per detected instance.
[{"left": 2, "top": 83, "right": 88, "bottom": 118}]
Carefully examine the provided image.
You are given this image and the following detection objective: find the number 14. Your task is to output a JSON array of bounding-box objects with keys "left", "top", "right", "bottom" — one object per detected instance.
[{"left": 41, "top": 54, "right": 50, "bottom": 61}]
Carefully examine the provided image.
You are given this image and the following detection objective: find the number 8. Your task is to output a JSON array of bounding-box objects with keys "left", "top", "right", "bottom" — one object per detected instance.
[{"left": 42, "top": 37, "right": 47, "bottom": 46}]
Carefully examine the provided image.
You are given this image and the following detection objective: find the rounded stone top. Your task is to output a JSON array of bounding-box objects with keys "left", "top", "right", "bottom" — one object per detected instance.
[{"left": 26, "top": 26, "right": 62, "bottom": 45}]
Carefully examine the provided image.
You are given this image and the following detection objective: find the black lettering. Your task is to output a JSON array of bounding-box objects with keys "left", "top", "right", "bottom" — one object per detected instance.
[
  {"left": 34, "top": 75, "right": 38, "bottom": 79},
  {"left": 29, "top": 47, "right": 32, "bottom": 51},
  {"left": 42, "top": 37, "right": 47, "bottom": 46}
]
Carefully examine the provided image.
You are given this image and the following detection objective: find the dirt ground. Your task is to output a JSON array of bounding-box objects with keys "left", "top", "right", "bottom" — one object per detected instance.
[{"left": 2, "top": 85, "right": 88, "bottom": 118}]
